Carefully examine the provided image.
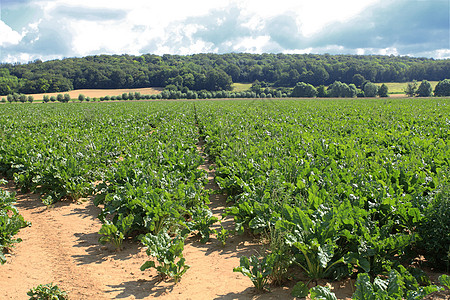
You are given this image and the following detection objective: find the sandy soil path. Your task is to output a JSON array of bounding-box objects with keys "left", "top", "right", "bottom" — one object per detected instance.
[{"left": 0, "top": 140, "right": 295, "bottom": 299}]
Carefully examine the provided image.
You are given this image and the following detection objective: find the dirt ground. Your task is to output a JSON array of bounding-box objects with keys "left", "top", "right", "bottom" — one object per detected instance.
[
  {"left": 0, "top": 142, "right": 299, "bottom": 300},
  {"left": 1, "top": 140, "right": 447, "bottom": 299}
]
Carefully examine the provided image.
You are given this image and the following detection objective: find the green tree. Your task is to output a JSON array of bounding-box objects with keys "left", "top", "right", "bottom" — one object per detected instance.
[
  {"left": 27, "top": 95, "right": 34, "bottom": 103},
  {"left": 416, "top": 80, "right": 433, "bottom": 97},
  {"left": 434, "top": 79, "right": 450, "bottom": 96},
  {"left": 378, "top": 83, "right": 389, "bottom": 97},
  {"left": 63, "top": 93, "right": 71, "bottom": 103},
  {"left": 205, "top": 69, "right": 232, "bottom": 91},
  {"left": 50, "top": 95, "right": 57, "bottom": 102},
  {"left": 317, "top": 85, "right": 327, "bottom": 97},
  {"left": 328, "top": 81, "right": 356, "bottom": 98},
  {"left": 7, "top": 94, "right": 13, "bottom": 103},
  {"left": 352, "top": 74, "right": 366, "bottom": 88},
  {"left": 404, "top": 81, "right": 417, "bottom": 97},
  {"left": 43, "top": 95, "right": 50, "bottom": 103},
  {"left": 57, "top": 94, "right": 64, "bottom": 102},
  {"left": 19, "top": 94, "right": 27, "bottom": 103},
  {"left": 78, "top": 94, "right": 85, "bottom": 102},
  {"left": 363, "top": 82, "right": 378, "bottom": 97},
  {"left": 291, "top": 82, "right": 318, "bottom": 97}
]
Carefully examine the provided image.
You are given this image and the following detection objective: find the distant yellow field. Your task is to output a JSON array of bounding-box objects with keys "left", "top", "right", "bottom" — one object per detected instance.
[
  {"left": 232, "top": 83, "right": 252, "bottom": 92},
  {"left": 376, "top": 81, "right": 439, "bottom": 94},
  {"left": 4, "top": 87, "right": 163, "bottom": 101}
]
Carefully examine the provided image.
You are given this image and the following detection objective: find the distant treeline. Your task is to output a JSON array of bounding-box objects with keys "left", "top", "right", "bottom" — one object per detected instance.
[{"left": 1, "top": 53, "right": 449, "bottom": 95}]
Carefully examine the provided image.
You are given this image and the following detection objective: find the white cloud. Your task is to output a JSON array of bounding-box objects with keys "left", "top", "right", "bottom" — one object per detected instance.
[
  {"left": 0, "top": 21, "right": 23, "bottom": 46},
  {"left": 1, "top": 0, "right": 448, "bottom": 62}
]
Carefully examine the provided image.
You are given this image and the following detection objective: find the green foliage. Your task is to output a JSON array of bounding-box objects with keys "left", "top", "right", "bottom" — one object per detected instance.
[
  {"left": 327, "top": 81, "right": 357, "bottom": 97},
  {"left": 19, "top": 94, "right": 27, "bottom": 103},
  {"left": 63, "top": 93, "right": 71, "bottom": 103},
  {"left": 185, "top": 206, "right": 218, "bottom": 243},
  {"left": 291, "top": 281, "right": 310, "bottom": 298},
  {"left": 434, "top": 79, "right": 450, "bottom": 96},
  {"left": 439, "top": 274, "right": 450, "bottom": 289},
  {"left": 233, "top": 255, "right": 274, "bottom": 292},
  {"left": 352, "top": 74, "right": 366, "bottom": 88},
  {"left": 404, "top": 81, "right": 418, "bottom": 97},
  {"left": 98, "top": 214, "right": 134, "bottom": 250},
  {"left": 215, "top": 225, "right": 231, "bottom": 246},
  {"left": 310, "top": 285, "right": 337, "bottom": 300},
  {"left": 378, "top": 83, "right": 389, "bottom": 97},
  {"left": 1, "top": 53, "right": 448, "bottom": 94},
  {"left": 140, "top": 231, "right": 189, "bottom": 283},
  {"left": 364, "top": 82, "right": 378, "bottom": 97},
  {"left": 0, "top": 181, "right": 29, "bottom": 264},
  {"left": 416, "top": 80, "right": 433, "bottom": 97},
  {"left": 27, "top": 283, "right": 68, "bottom": 300},
  {"left": 278, "top": 206, "right": 345, "bottom": 281},
  {"left": 417, "top": 181, "right": 450, "bottom": 271},
  {"left": 291, "top": 82, "right": 318, "bottom": 97},
  {"left": 352, "top": 269, "right": 442, "bottom": 300}
]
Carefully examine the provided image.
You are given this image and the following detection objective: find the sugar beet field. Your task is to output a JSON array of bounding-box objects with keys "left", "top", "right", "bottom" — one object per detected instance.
[{"left": 1, "top": 98, "right": 449, "bottom": 299}]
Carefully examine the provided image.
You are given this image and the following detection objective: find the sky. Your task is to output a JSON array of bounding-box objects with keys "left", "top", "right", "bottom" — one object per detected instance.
[{"left": 0, "top": 0, "right": 449, "bottom": 63}]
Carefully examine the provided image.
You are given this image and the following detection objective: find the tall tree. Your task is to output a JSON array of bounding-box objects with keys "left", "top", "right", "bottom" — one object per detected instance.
[
  {"left": 291, "top": 82, "right": 318, "bottom": 97},
  {"left": 415, "top": 80, "right": 433, "bottom": 97},
  {"left": 434, "top": 79, "right": 450, "bottom": 96},
  {"left": 378, "top": 84, "right": 389, "bottom": 97},
  {"left": 363, "top": 82, "right": 378, "bottom": 97},
  {"left": 404, "top": 81, "right": 418, "bottom": 97}
]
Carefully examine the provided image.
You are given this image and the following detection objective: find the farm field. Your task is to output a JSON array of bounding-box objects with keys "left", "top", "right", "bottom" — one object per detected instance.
[
  {"left": 0, "top": 98, "right": 449, "bottom": 299},
  {"left": 376, "top": 81, "right": 439, "bottom": 94},
  {"left": 2, "top": 87, "right": 163, "bottom": 101}
]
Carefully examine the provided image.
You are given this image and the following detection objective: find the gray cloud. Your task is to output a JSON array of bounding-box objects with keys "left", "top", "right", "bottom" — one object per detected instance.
[
  {"left": 191, "top": 5, "right": 251, "bottom": 51},
  {"left": 310, "top": 0, "right": 450, "bottom": 54},
  {"left": 1, "top": 19, "right": 74, "bottom": 62},
  {"left": 52, "top": 5, "right": 126, "bottom": 21},
  {"left": 265, "top": 14, "right": 304, "bottom": 50},
  {"left": 2, "top": 0, "right": 449, "bottom": 62}
]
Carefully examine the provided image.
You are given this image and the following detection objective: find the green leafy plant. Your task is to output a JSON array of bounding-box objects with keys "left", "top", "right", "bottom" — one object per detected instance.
[
  {"left": 0, "top": 181, "right": 29, "bottom": 264},
  {"left": 439, "top": 274, "right": 450, "bottom": 289},
  {"left": 291, "top": 281, "right": 309, "bottom": 298},
  {"left": 352, "top": 269, "right": 442, "bottom": 300},
  {"left": 27, "top": 283, "right": 68, "bottom": 300},
  {"left": 98, "top": 214, "right": 133, "bottom": 250},
  {"left": 309, "top": 285, "right": 337, "bottom": 300},
  {"left": 278, "top": 205, "right": 345, "bottom": 282},
  {"left": 417, "top": 181, "right": 450, "bottom": 271},
  {"left": 265, "top": 226, "right": 293, "bottom": 285},
  {"left": 216, "top": 225, "right": 231, "bottom": 246},
  {"left": 185, "top": 206, "right": 218, "bottom": 243},
  {"left": 140, "top": 231, "right": 189, "bottom": 283},
  {"left": 233, "top": 255, "right": 274, "bottom": 292}
]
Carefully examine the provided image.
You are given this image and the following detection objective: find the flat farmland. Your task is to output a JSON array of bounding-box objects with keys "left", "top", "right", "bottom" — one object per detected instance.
[
  {"left": 1, "top": 99, "right": 449, "bottom": 299},
  {"left": 20, "top": 87, "right": 163, "bottom": 100}
]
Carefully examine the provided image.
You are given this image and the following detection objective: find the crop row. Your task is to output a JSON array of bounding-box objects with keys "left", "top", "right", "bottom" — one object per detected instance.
[
  {"left": 1, "top": 99, "right": 449, "bottom": 297},
  {"left": 196, "top": 98, "right": 450, "bottom": 295},
  {"left": 0, "top": 102, "right": 215, "bottom": 279}
]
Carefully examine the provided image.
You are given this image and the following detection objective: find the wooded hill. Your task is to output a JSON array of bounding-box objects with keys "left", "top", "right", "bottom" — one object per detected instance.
[{"left": 1, "top": 53, "right": 449, "bottom": 95}]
